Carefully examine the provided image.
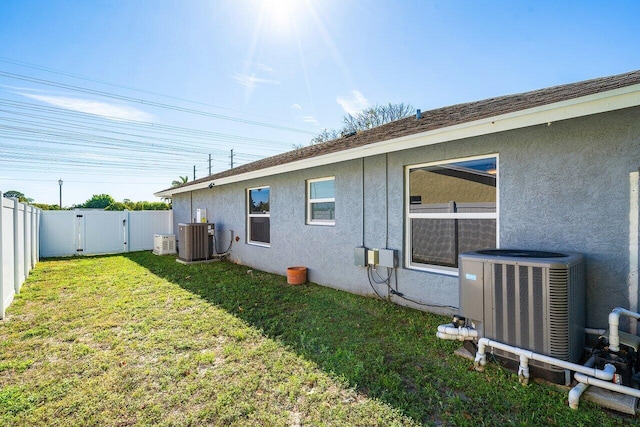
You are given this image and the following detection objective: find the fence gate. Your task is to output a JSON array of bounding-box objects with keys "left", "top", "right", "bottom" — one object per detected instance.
[{"left": 76, "top": 211, "right": 127, "bottom": 255}]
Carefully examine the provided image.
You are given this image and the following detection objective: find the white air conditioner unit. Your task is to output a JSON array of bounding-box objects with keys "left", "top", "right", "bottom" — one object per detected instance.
[
  {"left": 459, "top": 249, "right": 585, "bottom": 383},
  {"left": 153, "top": 234, "right": 176, "bottom": 255}
]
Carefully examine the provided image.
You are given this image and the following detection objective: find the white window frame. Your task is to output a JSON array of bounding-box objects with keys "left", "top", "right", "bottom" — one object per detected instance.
[
  {"left": 247, "top": 186, "right": 270, "bottom": 247},
  {"left": 405, "top": 154, "right": 499, "bottom": 276},
  {"left": 307, "top": 176, "right": 335, "bottom": 226}
]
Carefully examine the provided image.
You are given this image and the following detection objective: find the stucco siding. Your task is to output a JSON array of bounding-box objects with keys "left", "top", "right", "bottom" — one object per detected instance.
[
  {"left": 498, "top": 107, "right": 640, "bottom": 327},
  {"left": 171, "top": 106, "right": 640, "bottom": 327}
]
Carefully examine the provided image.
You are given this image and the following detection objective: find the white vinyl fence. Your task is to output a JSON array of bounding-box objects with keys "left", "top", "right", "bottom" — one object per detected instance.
[
  {"left": 40, "top": 209, "right": 173, "bottom": 257},
  {"left": 1, "top": 195, "right": 41, "bottom": 319}
]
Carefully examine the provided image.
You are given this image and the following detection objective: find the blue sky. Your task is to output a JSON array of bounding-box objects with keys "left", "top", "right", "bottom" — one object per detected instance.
[{"left": 1, "top": 0, "right": 639, "bottom": 206}]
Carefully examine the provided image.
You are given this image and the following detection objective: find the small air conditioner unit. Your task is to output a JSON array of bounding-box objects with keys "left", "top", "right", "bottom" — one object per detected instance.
[
  {"left": 459, "top": 249, "right": 585, "bottom": 383},
  {"left": 153, "top": 234, "right": 176, "bottom": 255},
  {"left": 178, "top": 223, "right": 211, "bottom": 262}
]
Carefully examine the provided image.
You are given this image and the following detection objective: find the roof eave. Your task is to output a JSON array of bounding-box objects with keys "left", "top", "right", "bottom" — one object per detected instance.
[{"left": 155, "top": 83, "right": 640, "bottom": 198}]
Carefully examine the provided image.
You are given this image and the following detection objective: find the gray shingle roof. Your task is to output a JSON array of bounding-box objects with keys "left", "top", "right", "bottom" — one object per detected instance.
[{"left": 161, "top": 70, "right": 640, "bottom": 194}]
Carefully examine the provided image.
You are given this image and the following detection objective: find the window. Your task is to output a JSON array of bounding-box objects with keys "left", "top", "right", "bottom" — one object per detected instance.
[
  {"left": 307, "top": 177, "right": 335, "bottom": 225},
  {"left": 247, "top": 186, "right": 270, "bottom": 245},
  {"left": 406, "top": 156, "right": 497, "bottom": 274}
]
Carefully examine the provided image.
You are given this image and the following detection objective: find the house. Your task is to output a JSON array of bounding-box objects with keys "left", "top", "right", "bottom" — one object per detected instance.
[{"left": 155, "top": 70, "right": 640, "bottom": 329}]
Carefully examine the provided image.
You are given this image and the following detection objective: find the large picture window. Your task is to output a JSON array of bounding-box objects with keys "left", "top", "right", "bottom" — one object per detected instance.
[
  {"left": 307, "top": 177, "right": 335, "bottom": 225},
  {"left": 248, "top": 186, "right": 270, "bottom": 246},
  {"left": 406, "top": 156, "right": 498, "bottom": 274}
]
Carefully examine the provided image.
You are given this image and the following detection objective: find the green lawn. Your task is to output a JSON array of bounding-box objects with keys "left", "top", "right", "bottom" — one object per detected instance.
[{"left": 0, "top": 252, "right": 635, "bottom": 426}]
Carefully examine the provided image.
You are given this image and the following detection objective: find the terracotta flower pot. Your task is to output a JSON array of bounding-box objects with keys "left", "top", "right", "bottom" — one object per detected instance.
[{"left": 287, "top": 266, "right": 307, "bottom": 285}]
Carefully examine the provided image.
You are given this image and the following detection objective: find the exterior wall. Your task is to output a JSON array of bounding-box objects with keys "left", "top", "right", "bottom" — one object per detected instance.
[{"left": 172, "top": 106, "right": 640, "bottom": 328}]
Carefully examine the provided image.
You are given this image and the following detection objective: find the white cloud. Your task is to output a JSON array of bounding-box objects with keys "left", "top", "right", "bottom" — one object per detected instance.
[
  {"left": 232, "top": 73, "right": 281, "bottom": 89},
  {"left": 302, "top": 115, "right": 318, "bottom": 125},
  {"left": 21, "top": 93, "right": 153, "bottom": 121},
  {"left": 336, "top": 90, "right": 369, "bottom": 115},
  {"left": 253, "top": 62, "right": 275, "bottom": 73},
  {"left": 291, "top": 103, "right": 302, "bottom": 110}
]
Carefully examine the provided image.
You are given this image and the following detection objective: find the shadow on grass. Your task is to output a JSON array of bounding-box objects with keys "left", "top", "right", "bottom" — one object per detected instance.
[{"left": 125, "top": 252, "right": 460, "bottom": 424}]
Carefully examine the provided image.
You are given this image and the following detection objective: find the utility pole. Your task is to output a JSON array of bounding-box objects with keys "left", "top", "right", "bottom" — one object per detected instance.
[
  {"left": 208, "top": 154, "right": 212, "bottom": 176},
  {"left": 230, "top": 149, "right": 234, "bottom": 169},
  {"left": 193, "top": 165, "right": 196, "bottom": 181}
]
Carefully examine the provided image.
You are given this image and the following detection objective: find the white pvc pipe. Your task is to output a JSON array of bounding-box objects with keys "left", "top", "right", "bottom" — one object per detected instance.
[
  {"left": 568, "top": 356, "right": 597, "bottom": 410},
  {"left": 436, "top": 332, "right": 467, "bottom": 341},
  {"left": 608, "top": 307, "right": 640, "bottom": 352},
  {"left": 569, "top": 383, "right": 589, "bottom": 410},
  {"left": 436, "top": 324, "right": 479, "bottom": 341},
  {"left": 475, "top": 338, "right": 616, "bottom": 382},
  {"left": 584, "top": 327, "right": 607, "bottom": 336},
  {"left": 574, "top": 371, "right": 640, "bottom": 399}
]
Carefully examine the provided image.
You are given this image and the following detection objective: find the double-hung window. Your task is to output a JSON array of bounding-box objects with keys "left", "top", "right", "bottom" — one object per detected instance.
[
  {"left": 307, "top": 177, "right": 335, "bottom": 225},
  {"left": 406, "top": 156, "right": 498, "bottom": 274},
  {"left": 247, "top": 186, "right": 270, "bottom": 246}
]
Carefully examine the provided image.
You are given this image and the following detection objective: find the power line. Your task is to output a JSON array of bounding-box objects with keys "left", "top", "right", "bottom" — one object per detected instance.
[
  {"left": 0, "top": 56, "right": 315, "bottom": 131},
  {"left": 0, "top": 63, "right": 310, "bottom": 186},
  {"left": 0, "top": 70, "right": 316, "bottom": 135},
  {"left": 0, "top": 98, "right": 297, "bottom": 149}
]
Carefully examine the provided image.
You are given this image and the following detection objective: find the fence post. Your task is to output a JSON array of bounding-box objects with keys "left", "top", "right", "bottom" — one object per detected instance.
[
  {"left": 124, "top": 210, "right": 130, "bottom": 253},
  {"left": 23, "top": 204, "right": 30, "bottom": 279},
  {"left": 36, "top": 209, "right": 40, "bottom": 261},
  {"left": 0, "top": 193, "right": 4, "bottom": 319},
  {"left": 31, "top": 207, "right": 37, "bottom": 269},
  {"left": 12, "top": 198, "right": 20, "bottom": 294}
]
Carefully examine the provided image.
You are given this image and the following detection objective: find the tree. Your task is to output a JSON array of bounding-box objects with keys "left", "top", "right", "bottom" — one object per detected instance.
[
  {"left": 343, "top": 103, "right": 414, "bottom": 133},
  {"left": 31, "top": 203, "right": 61, "bottom": 210},
  {"left": 172, "top": 176, "right": 189, "bottom": 187},
  {"left": 105, "top": 200, "right": 171, "bottom": 211},
  {"left": 2, "top": 190, "right": 33, "bottom": 203},
  {"left": 310, "top": 102, "right": 414, "bottom": 145},
  {"left": 309, "top": 128, "right": 341, "bottom": 146},
  {"left": 105, "top": 202, "right": 128, "bottom": 211},
  {"left": 79, "top": 194, "right": 115, "bottom": 209}
]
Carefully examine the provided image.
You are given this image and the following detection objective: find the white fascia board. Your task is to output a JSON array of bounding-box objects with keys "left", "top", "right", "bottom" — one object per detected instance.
[
  {"left": 155, "top": 181, "right": 212, "bottom": 198},
  {"left": 157, "top": 84, "right": 640, "bottom": 197}
]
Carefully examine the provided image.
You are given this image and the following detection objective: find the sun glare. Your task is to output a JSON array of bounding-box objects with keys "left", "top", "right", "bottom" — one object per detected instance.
[{"left": 262, "top": 0, "right": 297, "bottom": 37}]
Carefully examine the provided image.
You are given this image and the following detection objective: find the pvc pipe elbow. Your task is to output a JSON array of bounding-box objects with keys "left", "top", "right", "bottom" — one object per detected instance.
[
  {"left": 474, "top": 353, "right": 487, "bottom": 372},
  {"left": 568, "top": 383, "right": 588, "bottom": 410},
  {"left": 609, "top": 309, "right": 621, "bottom": 326},
  {"left": 596, "top": 363, "right": 616, "bottom": 381}
]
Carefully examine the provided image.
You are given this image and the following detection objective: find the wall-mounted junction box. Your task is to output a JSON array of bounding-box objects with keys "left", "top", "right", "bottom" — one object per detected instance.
[
  {"left": 355, "top": 247, "right": 398, "bottom": 267},
  {"left": 354, "top": 247, "right": 367, "bottom": 267},
  {"left": 378, "top": 248, "right": 398, "bottom": 268},
  {"left": 196, "top": 208, "right": 207, "bottom": 223},
  {"left": 367, "top": 249, "right": 379, "bottom": 266}
]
